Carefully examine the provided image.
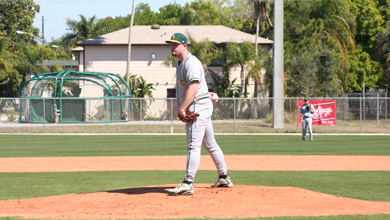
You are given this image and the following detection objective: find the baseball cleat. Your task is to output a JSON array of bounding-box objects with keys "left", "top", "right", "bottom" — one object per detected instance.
[
  {"left": 211, "top": 176, "right": 233, "bottom": 188},
  {"left": 167, "top": 183, "right": 194, "bottom": 196}
]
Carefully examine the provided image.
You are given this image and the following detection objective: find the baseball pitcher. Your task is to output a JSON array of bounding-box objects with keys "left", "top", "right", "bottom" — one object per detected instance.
[{"left": 165, "top": 33, "right": 233, "bottom": 196}]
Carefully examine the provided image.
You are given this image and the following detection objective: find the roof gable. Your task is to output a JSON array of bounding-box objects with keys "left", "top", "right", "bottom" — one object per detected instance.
[{"left": 76, "top": 25, "right": 273, "bottom": 46}]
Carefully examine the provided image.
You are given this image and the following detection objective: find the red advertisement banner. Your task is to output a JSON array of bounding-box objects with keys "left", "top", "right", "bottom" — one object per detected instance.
[{"left": 298, "top": 100, "right": 336, "bottom": 125}]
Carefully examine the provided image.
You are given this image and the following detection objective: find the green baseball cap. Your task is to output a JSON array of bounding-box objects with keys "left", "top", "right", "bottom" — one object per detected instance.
[{"left": 165, "top": 33, "right": 188, "bottom": 44}]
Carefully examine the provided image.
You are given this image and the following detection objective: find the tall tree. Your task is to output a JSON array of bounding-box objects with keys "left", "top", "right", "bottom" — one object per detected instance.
[
  {"left": 284, "top": 0, "right": 356, "bottom": 92},
  {"left": 348, "top": 45, "right": 385, "bottom": 93},
  {"left": 223, "top": 41, "right": 256, "bottom": 99},
  {"left": 223, "top": 41, "right": 255, "bottom": 117},
  {"left": 186, "top": 34, "right": 221, "bottom": 74},
  {"left": 250, "top": 0, "right": 272, "bottom": 55},
  {"left": 0, "top": 0, "right": 40, "bottom": 46},
  {"left": 0, "top": 38, "right": 12, "bottom": 85},
  {"left": 61, "top": 15, "right": 99, "bottom": 47},
  {"left": 348, "top": 0, "right": 385, "bottom": 56},
  {"left": 284, "top": 20, "right": 344, "bottom": 97},
  {"left": 375, "top": 21, "right": 390, "bottom": 88},
  {"left": 133, "top": 3, "right": 158, "bottom": 25},
  {"left": 157, "top": 3, "right": 183, "bottom": 25},
  {"left": 180, "top": 0, "right": 221, "bottom": 25}
]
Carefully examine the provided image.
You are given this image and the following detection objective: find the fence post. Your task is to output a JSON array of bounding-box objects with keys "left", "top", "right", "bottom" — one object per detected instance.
[
  {"left": 386, "top": 93, "right": 388, "bottom": 124},
  {"left": 170, "top": 98, "right": 173, "bottom": 134},
  {"left": 363, "top": 88, "right": 365, "bottom": 122},
  {"left": 360, "top": 96, "right": 362, "bottom": 133},
  {"left": 106, "top": 98, "right": 109, "bottom": 133},
  {"left": 140, "top": 99, "right": 143, "bottom": 121},
  {"left": 296, "top": 97, "right": 299, "bottom": 133},
  {"left": 234, "top": 98, "right": 236, "bottom": 133},
  {"left": 43, "top": 98, "right": 46, "bottom": 133},
  {"left": 377, "top": 93, "right": 379, "bottom": 124}
]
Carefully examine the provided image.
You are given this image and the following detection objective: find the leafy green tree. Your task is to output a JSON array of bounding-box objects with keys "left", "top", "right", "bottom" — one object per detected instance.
[
  {"left": 180, "top": 0, "right": 221, "bottom": 25},
  {"left": 157, "top": 3, "right": 183, "bottom": 25},
  {"left": 0, "top": 38, "right": 13, "bottom": 86},
  {"left": 133, "top": 3, "right": 158, "bottom": 25},
  {"left": 246, "top": 47, "right": 270, "bottom": 98},
  {"left": 250, "top": 0, "right": 272, "bottom": 55},
  {"left": 96, "top": 15, "right": 131, "bottom": 34},
  {"left": 284, "top": 0, "right": 356, "bottom": 71},
  {"left": 375, "top": 21, "right": 390, "bottom": 87},
  {"left": 348, "top": 0, "right": 385, "bottom": 56},
  {"left": 126, "top": 74, "right": 155, "bottom": 98},
  {"left": 348, "top": 45, "right": 385, "bottom": 92},
  {"left": 223, "top": 41, "right": 256, "bottom": 99},
  {"left": 61, "top": 15, "right": 99, "bottom": 47},
  {"left": 0, "top": 0, "right": 49, "bottom": 97},
  {"left": 284, "top": 20, "right": 344, "bottom": 97},
  {"left": 209, "top": 72, "right": 240, "bottom": 97},
  {"left": 223, "top": 41, "right": 255, "bottom": 117},
  {"left": 0, "top": 41, "right": 23, "bottom": 98},
  {"left": 186, "top": 34, "right": 221, "bottom": 74},
  {"left": 315, "top": 51, "right": 343, "bottom": 97},
  {"left": 0, "top": 0, "right": 40, "bottom": 46}
]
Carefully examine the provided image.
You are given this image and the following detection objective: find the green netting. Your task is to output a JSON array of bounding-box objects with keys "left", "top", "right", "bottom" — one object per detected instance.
[
  {"left": 29, "top": 99, "right": 56, "bottom": 123},
  {"left": 19, "top": 71, "right": 132, "bottom": 124},
  {"left": 61, "top": 99, "right": 85, "bottom": 122}
]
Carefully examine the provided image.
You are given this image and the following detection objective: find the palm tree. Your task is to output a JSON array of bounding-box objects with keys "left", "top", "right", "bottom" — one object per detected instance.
[
  {"left": 61, "top": 15, "right": 99, "bottom": 47},
  {"left": 284, "top": 0, "right": 356, "bottom": 91},
  {"left": 250, "top": 0, "right": 272, "bottom": 55},
  {"left": 186, "top": 34, "right": 221, "bottom": 75},
  {"left": 223, "top": 41, "right": 256, "bottom": 116},
  {"left": 223, "top": 41, "right": 256, "bottom": 99}
]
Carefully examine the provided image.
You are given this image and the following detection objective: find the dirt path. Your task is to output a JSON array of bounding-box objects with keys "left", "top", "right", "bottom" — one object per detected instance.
[
  {"left": 0, "top": 155, "right": 389, "bottom": 219},
  {"left": 1, "top": 155, "right": 389, "bottom": 172}
]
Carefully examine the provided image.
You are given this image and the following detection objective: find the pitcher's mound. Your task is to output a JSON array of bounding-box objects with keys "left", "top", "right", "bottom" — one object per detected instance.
[{"left": 0, "top": 185, "right": 389, "bottom": 219}]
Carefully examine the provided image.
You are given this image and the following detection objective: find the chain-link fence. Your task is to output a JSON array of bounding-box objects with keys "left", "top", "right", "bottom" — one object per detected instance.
[{"left": 0, "top": 96, "right": 389, "bottom": 134}]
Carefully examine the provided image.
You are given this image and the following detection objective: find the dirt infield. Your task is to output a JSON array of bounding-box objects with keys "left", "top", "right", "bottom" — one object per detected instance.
[{"left": 0, "top": 155, "right": 389, "bottom": 219}]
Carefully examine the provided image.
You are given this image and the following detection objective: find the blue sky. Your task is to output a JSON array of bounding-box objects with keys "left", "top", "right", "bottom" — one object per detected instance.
[{"left": 33, "top": 0, "right": 192, "bottom": 43}]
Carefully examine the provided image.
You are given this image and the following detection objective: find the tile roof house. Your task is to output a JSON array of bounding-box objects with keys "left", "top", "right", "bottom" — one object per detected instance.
[{"left": 73, "top": 25, "right": 273, "bottom": 100}]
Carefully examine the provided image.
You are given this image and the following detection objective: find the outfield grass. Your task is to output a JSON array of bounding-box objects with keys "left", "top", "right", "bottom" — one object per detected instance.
[
  {"left": 0, "top": 135, "right": 389, "bottom": 157},
  {"left": 0, "top": 134, "right": 389, "bottom": 220}
]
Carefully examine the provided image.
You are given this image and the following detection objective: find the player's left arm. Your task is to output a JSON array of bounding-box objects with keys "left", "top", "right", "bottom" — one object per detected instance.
[
  {"left": 310, "top": 105, "right": 315, "bottom": 113},
  {"left": 179, "top": 81, "right": 199, "bottom": 118}
]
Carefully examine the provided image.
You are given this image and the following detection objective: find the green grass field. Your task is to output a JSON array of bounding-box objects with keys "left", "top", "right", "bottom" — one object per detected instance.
[{"left": 0, "top": 134, "right": 389, "bottom": 220}]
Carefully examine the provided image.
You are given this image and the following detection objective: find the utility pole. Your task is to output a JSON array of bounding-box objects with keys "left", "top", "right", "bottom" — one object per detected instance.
[
  {"left": 124, "top": 0, "right": 136, "bottom": 118},
  {"left": 42, "top": 16, "right": 45, "bottom": 45},
  {"left": 125, "top": 0, "right": 136, "bottom": 84},
  {"left": 273, "top": 0, "right": 284, "bottom": 128}
]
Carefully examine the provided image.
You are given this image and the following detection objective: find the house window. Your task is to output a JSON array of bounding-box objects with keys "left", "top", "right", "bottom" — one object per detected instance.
[
  {"left": 209, "top": 58, "right": 226, "bottom": 66},
  {"left": 167, "top": 89, "right": 176, "bottom": 98},
  {"left": 209, "top": 46, "right": 225, "bottom": 66}
]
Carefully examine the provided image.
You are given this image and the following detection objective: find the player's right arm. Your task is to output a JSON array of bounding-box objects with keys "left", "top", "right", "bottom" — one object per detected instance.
[{"left": 179, "top": 81, "right": 199, "bottom": 118}]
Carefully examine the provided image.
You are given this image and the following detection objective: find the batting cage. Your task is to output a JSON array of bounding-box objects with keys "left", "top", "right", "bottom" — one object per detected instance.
[{"left": 19, "top": 71, "right": 132, "bottom": 123}]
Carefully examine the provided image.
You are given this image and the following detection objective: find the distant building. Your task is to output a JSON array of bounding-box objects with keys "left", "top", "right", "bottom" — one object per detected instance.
[
  {"left": 72, "top": 25, "right": 273, "bottom": 99},
  {"left": 41, "top": 60, "right": 79, "bottom": 72}
]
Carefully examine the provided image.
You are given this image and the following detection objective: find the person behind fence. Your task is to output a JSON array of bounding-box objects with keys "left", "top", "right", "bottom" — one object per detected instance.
[
  {"left": 300, "top": 97, "right": 315, "bottom": 141},
  {"left": 165, "top": 32, "right": 233, "bottom": 196}
]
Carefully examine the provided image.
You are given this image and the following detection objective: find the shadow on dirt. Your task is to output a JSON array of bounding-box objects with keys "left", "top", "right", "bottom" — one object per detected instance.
[{"left": 106, "top": 186, "right": 171, "bottom": 195}]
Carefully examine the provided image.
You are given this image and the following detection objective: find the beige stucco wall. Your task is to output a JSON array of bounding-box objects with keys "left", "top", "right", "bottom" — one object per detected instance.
[
  {"left": 82, "top": 45, "right": 260, "bottom": 97},
  {"left": 81, "top": 44, "right": 267, "bottom": 116}
]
